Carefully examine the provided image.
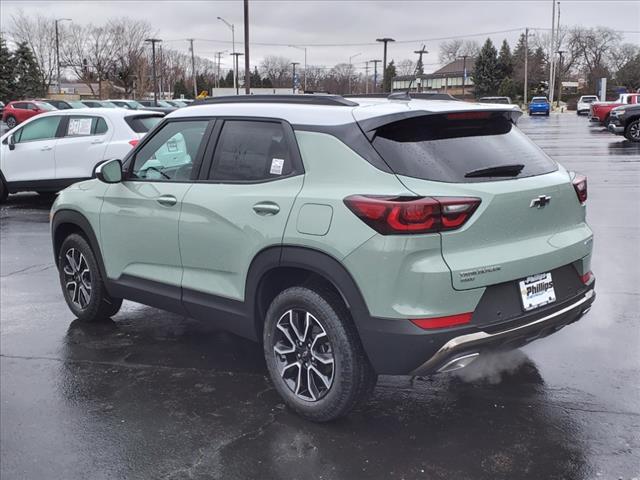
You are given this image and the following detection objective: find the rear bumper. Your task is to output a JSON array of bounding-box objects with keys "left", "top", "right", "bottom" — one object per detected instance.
[{"left": 358, "top": 284, "right": 595, "bottom": 375}]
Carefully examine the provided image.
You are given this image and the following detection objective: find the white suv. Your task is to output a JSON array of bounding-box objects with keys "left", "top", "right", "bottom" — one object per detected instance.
[
  {"left": 0, "top": 108, "right": 163, "bottom": 201},
  {"left": 577, "top": 95, "right": 599, "bottom": 115}
]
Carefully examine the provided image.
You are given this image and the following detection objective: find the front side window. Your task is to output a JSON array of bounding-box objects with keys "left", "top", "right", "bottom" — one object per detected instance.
[
  {"left": 14, "top": 116, "right": 61, "bottom": 143},
  {"left": 131, "top": 120, "right": 208, "bottom": 181},
  {"left": 65, "top": 116, "right": 108, "bottom": 137},
  {"left": 208, "top": 120, "right": 293, "bottom": 182}
]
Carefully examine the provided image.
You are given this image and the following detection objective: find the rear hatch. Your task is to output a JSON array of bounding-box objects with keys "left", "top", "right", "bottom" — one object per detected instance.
[{"left": 360, "top": 110, "right": 591, "bottom": 290}]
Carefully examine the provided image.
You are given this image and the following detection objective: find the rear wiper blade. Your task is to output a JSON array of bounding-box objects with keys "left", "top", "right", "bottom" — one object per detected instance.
[{"left": 464, "top": 164, "right": 525, "bottom": 178}]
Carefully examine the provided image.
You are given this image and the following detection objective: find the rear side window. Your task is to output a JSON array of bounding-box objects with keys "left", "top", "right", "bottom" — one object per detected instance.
[
  {"left": 208, "top": 120, "right": 293, "bottom": 182},
  {"left": 65, "top": 116, "right": 108, "bottom": 136},
  {"left": 13, "top": 103, "right": 27, "bottom": 109},
  {"left": 371, "top": 113, "right": 557, "bottom": 183},
  {"left": 125, "top": 115, "right": 163, "bottom": 133}
]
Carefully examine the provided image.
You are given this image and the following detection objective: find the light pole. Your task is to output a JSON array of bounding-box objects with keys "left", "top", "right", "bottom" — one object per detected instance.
[
  {"left": 217, "top": 16, "right": 236, "bottom": 90},
  {"left": 55, "top": 18, "right": 71, "bottom": 94},
  {"left": 348, "top": 52, "right": 361, "bottom": 94},
  {"left": 460, "top": 54, "right": 468, "bottom": 97},
  {"left": 145, "top": 38, "right": 162, "bottom": 103},
  {"left": 369, "top": 59, "right": 381, "bottom": 93},
  {"left": 231, "top": 52, "right": 244, "bottom": 95},
  {"left": 376, "top": 37, "right": 395, "bottom": 92},
  {"left": 291, "top": 62, "right": 300, "bottom": 94},
  {"left": 288, "top": 45, "right": 307, "bottom": 92},
  {"left": 556, "top": 50, "right": 565, "bottom": 108},
  {"left": 188, "top": 39, "right": 197, "bottom": 98}
]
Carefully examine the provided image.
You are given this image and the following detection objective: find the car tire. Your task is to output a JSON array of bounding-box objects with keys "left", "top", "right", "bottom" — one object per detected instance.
[
  {"left": 5, "top": 116, "right": 16, "bottom": 129},
  {"left": 528, "top": 110, "right": 532, "bottom": 116},
  {"left": 58, "top": 233, "right": 123, "bottom": 322},
  {"left": 545, "top": 111, "right": 550, "bottom": 116},
  {"left": 603, "top": 115, "right": 612, "bottom": 127},
  {"left": 0, "top": 180, "right": 8, "bottom": 203},
  {"left": 625, "top": 119, "right": 640, "bottom": 142},
  {"left": 37, "top": 191, "right": 58, "bottom": 201},
  {"left": 263, "top": 285, "right": 377, "bottom": 422}
]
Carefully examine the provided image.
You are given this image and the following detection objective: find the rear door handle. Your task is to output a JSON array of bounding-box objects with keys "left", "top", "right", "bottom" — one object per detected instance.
[
  {"left": 253, "top": 202, "right": 280, "bottom": 216},
  {"left": 91, "top": 138, "right": 104, "bottom": 144},
  {"left": 40, "top": 146, "right": 52, "bottom": 151},
  {"left": 157, "top": 195, "right": 177, "bottom": 207}
]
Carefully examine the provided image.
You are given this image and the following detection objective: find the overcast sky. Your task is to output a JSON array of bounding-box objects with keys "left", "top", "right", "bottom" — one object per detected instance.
[{"left": 1, "top": 0, "right": 639, "bottom": 73}]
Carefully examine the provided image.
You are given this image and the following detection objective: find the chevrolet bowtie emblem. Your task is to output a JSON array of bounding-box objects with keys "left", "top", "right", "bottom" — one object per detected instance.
[{"left": 530, "top": 195, "right": 552, "bottom": 208}]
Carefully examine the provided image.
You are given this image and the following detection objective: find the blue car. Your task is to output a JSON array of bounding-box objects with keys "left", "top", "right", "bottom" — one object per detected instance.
[{"left": 529, "top": 97, "right": 550, "bottom": 116}]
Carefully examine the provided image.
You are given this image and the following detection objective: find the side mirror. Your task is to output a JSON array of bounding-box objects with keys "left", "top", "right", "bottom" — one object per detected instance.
[
  {"left": 8, "top": 134, "right": 15, "bottom": 151},
  {"left": 94, "top": 159, "right": 123, "bottom": 184}
]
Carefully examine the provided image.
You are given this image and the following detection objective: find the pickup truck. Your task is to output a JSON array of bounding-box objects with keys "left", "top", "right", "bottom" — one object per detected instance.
[
  {"left": 590, "top": 93, "right": 640, "bottom": 125},
  {"left": 607, "top": 104, "right": 640, "bottom": 142}
]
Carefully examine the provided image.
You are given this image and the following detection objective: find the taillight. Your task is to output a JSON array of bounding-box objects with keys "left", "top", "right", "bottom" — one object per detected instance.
[
  {"left": 572, "top": 174, "right": 587, "bottom": 204},
  {"left": 410, "top": 312, "right": 473, "bottom": 330},
  {"left": 128, "top": 139, "right": 139, "bottom": 148},
  {"left": 580, "top": 271, "right": 594, "bottom": 285},
  {"left": 343, "top": 195, "right": 480, "bottom": 235}
]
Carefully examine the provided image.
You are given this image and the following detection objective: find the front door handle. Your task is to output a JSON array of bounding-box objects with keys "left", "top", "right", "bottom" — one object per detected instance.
[
  {"left": 40, "top": 146, "right": 53, "bottom": 151},
  {"left": 253, "top": 202, "right": 280, "bottom": 216},
  {"left": 157, "top": 195, "right": 177, "bottom": 207},
  {"left": 91, "top": 138, "right": 104, "bottom": 144}
]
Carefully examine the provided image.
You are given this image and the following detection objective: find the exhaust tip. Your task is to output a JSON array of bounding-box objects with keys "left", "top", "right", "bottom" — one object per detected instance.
[{"left": 437, "top": 353, "right": 480, "bottom": 373}]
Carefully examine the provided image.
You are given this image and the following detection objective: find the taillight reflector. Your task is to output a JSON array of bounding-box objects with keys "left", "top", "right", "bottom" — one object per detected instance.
[
  {"left": 129, "top": 139, "right": 140, "bottom": 148},
  {"left": 580, "top": 271, "right": 594, "bottom": 285},
  {"left": 572, "top": 174, "right": 587, "bottom": 204},
  {"left": 410, "top": 312, "right": 473, "bottom": 330},
  {"left": 343, "top": 195, "right": 480, "bottom": 235}
]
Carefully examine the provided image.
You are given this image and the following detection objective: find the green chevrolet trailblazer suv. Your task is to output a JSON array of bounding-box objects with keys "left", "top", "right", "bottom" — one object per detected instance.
[{"left": 51, "top": 94, "right": 595, "bottom": 421}]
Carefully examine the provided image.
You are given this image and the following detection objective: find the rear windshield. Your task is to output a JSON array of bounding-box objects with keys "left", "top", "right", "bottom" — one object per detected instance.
[
  {"left": 371, "top": 112, "right": 557, "bottom": 183},
  {"left": 125, "top": 115, "right": 163, "bottom": 133}
]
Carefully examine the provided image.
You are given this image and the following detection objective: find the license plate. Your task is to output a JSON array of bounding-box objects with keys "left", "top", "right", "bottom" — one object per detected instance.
[{"left": 519, "top": 272, "right": 556, "bottom": 311}]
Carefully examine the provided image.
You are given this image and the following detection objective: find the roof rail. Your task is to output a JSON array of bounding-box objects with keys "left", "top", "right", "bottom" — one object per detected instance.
[
  {"left": 344, "top": 92, "right": 462, "bottom": 102},
  {"left": 192, "top": 94, "right": 358, "bottom": 107}
]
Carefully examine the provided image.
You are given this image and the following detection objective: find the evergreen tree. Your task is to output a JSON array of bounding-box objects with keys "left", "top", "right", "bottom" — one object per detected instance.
[
  {"left": 383, "top": 60, "right": 396, "bottom": 92},
  {"left": 173, "top": 78, "right": 190, "bottom": 99},
  {"left": 498, "top": 77, "right": 518, "bottom": 99},
  {"left": 0, "top": 36, "right": 15, "bottom": 102},
  {"left": 496, "top": 39, "right": 513, "bottom": 82},
  {"left": 250, "top": 66, "right": 262, "bottom": 88},
  {"left": 472, "top": 38, "right": 500, "bottom": 97},
  {"left": 224, "top": 69, "right": 235, "bottom": 88},
  {"left": 614, "top": 53, "right": 640, "bottom": 90},
  {"left": 12, "top": 41, "right": 44, "bottom": 99}
]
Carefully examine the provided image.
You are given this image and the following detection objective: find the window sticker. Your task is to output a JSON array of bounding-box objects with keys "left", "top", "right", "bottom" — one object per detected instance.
[
  {"left": 270, "top": 158, "right": 284, "bottom": 175},
  {"left": 166, "top": 138, "right": 178, "bottom": 152},
  {"left": 68, "top": 118, "right": 93, "bottom": 136}
]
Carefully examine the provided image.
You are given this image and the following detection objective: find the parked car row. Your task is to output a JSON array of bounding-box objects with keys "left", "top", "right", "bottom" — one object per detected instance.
[
  {"left": 572, "top": 92, "right": 640, "bottom": 142},
  {"left": 2, "top": 98, "right": 193, "bottom": 128}
]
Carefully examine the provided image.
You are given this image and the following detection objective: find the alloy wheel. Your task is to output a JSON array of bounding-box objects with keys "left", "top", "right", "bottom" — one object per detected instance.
[
  {"left": 629, "top": 122, "right": 640, "bottom": 141},
  {"left": 6, "top": 117, "right": 16, "bottom": 129},
  {"left": 63, "top": 248, "right": 92, "bottom": 309},
  {"left": 273, "top": 309, "right": 335, "bottom": 402}
]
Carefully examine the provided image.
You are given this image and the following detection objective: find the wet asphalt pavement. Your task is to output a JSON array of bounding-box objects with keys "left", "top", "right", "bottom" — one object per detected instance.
[{"left": 1, "top": 113, "right": 639, "bottom": 480}]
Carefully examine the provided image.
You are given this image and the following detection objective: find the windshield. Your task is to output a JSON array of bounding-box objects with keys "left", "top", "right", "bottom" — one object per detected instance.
[
  {"left": 156, "top": 100, "right": 173, "bottom": 108},
  {"left": 35, "top": 102, "right": 56, "bottom": 111},
  {"left": 370, "top": 112, "right": 557, "bottom": 183},
  {"left": 68, "top": 101, "right": 87, "bottom": 108},
  {"left": 128, "top": 101, "right": 145, "bottom": 109},
  {"left": 531, "top": 97, "right": 548, "bottom": 103},
  {"left": 581, "top": 97, "right": 597, "bottom": 103},
  {"left": 101, "top": 101, "right": 117, "bottom": 108}
]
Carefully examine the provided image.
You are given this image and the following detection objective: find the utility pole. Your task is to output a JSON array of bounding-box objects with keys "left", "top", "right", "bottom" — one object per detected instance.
[
  {"left": 188, "top": 39, "right": 198, "bottom": 98},
  {"left": 243, "top": 0, "right": 250, "bottom": 94},
  {"left": 556, "top": 50, "right": 565, "bottom": 108},
  {"left": 414, "top": 45, "right": 428, "bottom": 92},
  {"left": 291, "top": 62, "right": 300, "bottom": 94},
  {"left": 376, "top": 37, "right": 395, "bottom": 92},
  {"left": 145, "top": 38, "right": 162, "bottom": 103},
  {"left": 214, "top": 51, "right": 225, "bottom": 89},
  {"left": 159, "top": 43, "right": 164, "bottom": 99},
  {"left": 348, "top": 52, "right": 361, "bottom": 94},
  {"left": 365, "top": 61, "right": 369, "bottom": 94},
  {"left": 548, "top": 0, "right": 556, "bottom": 104},
  {"left": 231, "top": 52, "right": 244, "bottom": 95},
  {"left": 524, "top": 27, "right": 530, "bottom": 105},
  {"left": 289, "top": 45, "right": 308, "bottom": 92},
  {"left": 461, "top": 54, "right": 468, "bottom": 97},
  {"left": 218, "top": 17, "right": 236, "bottom": 90},
  {"left": 370, "top": 59, "right": 381, "bottom": 93},
  {"left": 55, "top": 18, "right": 71, "bottom": 94}
]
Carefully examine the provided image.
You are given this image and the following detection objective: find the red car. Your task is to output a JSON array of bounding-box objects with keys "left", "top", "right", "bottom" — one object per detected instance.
[
  {"left": 1, "top": 100, "right": 57, "bottom": 129},
  {"left": 590, "top": 93, "right": 640, "bottom": 126}
]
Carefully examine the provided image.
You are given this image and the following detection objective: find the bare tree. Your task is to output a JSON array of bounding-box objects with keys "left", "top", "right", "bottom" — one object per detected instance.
[
  {"left": 439, "top": 39, "right": 480, "bottom": 64},
  {"left": 62, "top": 23, "right": 120, "bottom": 98},
  {"left": 259, "top": 55, "right": 291, "bottom": 87},
  {"left": 109, "top": 18, "right": 152, "bottom": 98},
  {"left": 609, "top": 42, "right": 640, "bottom": 74},
  {"left": 303, "top": 65, "right": 328, "bottom": 92},
  {"left": 396, "top": 59, "right": 416, "bottom": 76},
  {"left": 567, "top": 26, "right": 622, "bottom": 86},
  {"left": 11, "top": 11, "right": 57, "bottom": 92}
]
